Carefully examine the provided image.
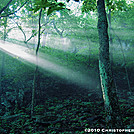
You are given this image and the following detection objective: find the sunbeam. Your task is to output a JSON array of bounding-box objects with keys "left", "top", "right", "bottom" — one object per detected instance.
[{"left": 0, "top": 40, "right": 99, "bottom": 92}]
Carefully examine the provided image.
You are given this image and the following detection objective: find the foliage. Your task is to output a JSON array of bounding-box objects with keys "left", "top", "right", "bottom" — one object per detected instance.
[
  {"left": 113, "top": 5, "right": 134, "bottom": 28},
  {"left": 40, "top": 46, "right": 90, "bottom": 68},
  {"left": 0, "top": 96, "right": 105, "bottom": 133},
  {"left": 81, "top": 0, "right": 132, "bottom": 14},
  {"left": 81, "top": 0, "right": 97, "bottom": 12},
  {"left": 29, "top": 0, "right": 66, "bottom": 15},
  {"left": 0, "top": 94, "right": 133, "bottom": 133}
]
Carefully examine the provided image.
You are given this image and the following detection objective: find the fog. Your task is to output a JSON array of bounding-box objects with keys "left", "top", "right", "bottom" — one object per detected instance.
[{"left": 0, "top": 40, "right": 99, "bottom": 92}]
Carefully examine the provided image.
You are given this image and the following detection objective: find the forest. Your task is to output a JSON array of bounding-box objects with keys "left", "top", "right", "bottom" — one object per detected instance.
[{"left": 0, "top": 0, "right": 134, "bottom": 133}]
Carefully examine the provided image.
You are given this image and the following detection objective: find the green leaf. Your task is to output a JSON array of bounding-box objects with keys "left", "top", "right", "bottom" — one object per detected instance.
[
  {"left": 47, "top": 7, "right": 53, "bottom": 16},
  {"left": 58, "top": 2, "right": 65, "bottom": 6},
  {"left": 34, "top": 6, "right": 40, "bottom": 13},
  {"left": 47, "top": 6, "right": 65, "bottom": 15},
  {"left": 43, "top": 2, "right": 51, "bottom": 7},
  {"left": 28, "top": 8, "right": 34, "bottom": 11},
  {"left": 32, "top": 30, "right": 36, "bottom": 33}
]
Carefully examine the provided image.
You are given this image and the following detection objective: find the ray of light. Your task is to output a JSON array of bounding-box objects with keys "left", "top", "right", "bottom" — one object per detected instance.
[{"left": 0, "top": 40, "right": 99, "bottom": 92}]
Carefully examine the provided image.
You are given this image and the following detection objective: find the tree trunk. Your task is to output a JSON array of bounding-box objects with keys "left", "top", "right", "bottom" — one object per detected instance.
[
  {"left": 97, "top": 0, "right": 123, "bottom": 128},
  {"left": 31, "top": 8, "right": 42, "bottom": 116},
  {"left": 0, "top": 52, "right": 5, "bottom": 95},
  {"left": 108, "top": 9, "right": 114, "bottom": 65},
  {"left": 0, "top": 23, "right": 6, "bottom": 97},
  {"left": 3, "top": 17, "right": 8, "bottom": 41}
]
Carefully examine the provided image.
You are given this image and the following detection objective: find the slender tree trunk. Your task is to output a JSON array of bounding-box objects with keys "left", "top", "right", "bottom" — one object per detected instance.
[
  {"left": 97, "top": 0, "right": 123, "bottom": 128},
  {"left": 36, "top": 9, "right": 42, "bottom": 55},
  {"left": 0, "top": 18, "right": 7, "bottom": 97},
  {"left": 108, "top": 9, "right": 114, "bottom": 65},
  {"left": 112, "top": 29, "right": 131, "bottom": 93},
  {"left": 0, "top": 52, "right": 5, "bottom": 95},
  {"left": 31, "top": 8, "right": 42, "bottom": 116},
  {"left": 3, "top": 17, "right": 8, "bottom": 41}
]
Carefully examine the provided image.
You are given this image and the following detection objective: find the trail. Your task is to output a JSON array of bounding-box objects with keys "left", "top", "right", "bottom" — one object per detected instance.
[{"left": 0, "top": 40, "right": 99, "bottom": 93}]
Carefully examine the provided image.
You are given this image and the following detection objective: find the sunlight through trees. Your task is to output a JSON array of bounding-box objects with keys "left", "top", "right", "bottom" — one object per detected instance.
[{"left": 0, "top": 0, "right": 134, "bottom": 133}]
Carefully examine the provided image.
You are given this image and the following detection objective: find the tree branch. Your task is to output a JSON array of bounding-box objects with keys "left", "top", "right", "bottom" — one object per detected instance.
[
  {"left": 11, "top": 19, "right": 27, "bottom": 42},
  {"left": 52, "top": 20, "right": 64, "bottom": 37},
  {"left": 0, "top": 0, "right": 13, "bottom": 14},
  {"left": 0, "top": 1, "right": 28, "bottom": 18},
  {"left": 26, "top": 21, "right": 49, "bottom": 43}
]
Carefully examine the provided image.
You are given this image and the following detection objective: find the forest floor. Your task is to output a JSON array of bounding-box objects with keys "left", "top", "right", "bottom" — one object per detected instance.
[{"left": 0, "top": 41, "right": 134, "bottom": 133}]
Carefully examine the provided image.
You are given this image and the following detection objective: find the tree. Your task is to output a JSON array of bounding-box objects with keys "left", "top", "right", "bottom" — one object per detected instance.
[
  {"left": 81, "top": 0, "right": 134, "bottom": 128},
  {"left": 97, "top": 0, "right": 123, "bottom": 128},
  {"left": 28, "top": 0, "right": 66, "bottom": 116},
  {"left": 31, "top": 8, "right": 42, "bottom": 116}
]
